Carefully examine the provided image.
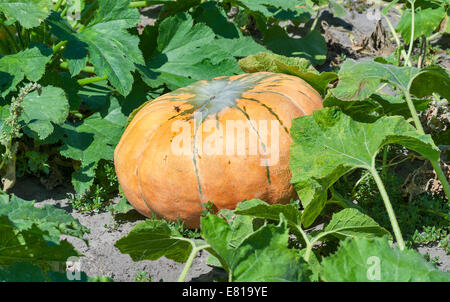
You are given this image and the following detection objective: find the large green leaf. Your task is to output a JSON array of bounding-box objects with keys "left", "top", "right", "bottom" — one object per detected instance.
[
  {"left": 47, "top": 0, "right": 144, "bottom": 96},
  {"left": 19, "top": 86, "right": 69, "bottom": 140},
  {"left": 331, "top": 60, "right": 450, "bottom": 100},
  {"left": 114, "top": 219, "right": 193, "bottom": 263},
  {"left": 141, "top": 13, "right": 241, "bottom": 90},
  {"left": 290, "top": 107, "right": 440, "bottom": 227},
  {"left": 201, "top": 214, "right": 312, "bottom": 281},
  {"left": 263, "top": 27, "right": 327, "bottom": 65},
  {"left": 320, "top": 237, "right": 450, "bottom": 281},
  {"left": 235, "top": 199, "right": 302, "bottom": 227},
  {"left": 396, "top": 6, "right": 446, "bottom": 44},
  {"left": 0, "top": 216, "right": 81, "bottom": 267},
  {"left": 314, "top": 208, "right": 391, "bottom": 241},
  {"left": 0, "top": 262, "right": 89, "bottom": 282},
  {"left": 192, "top": 2, "right": 267, "bottom": 58},
  {"left": 0, "top": 0, "right": 53, "bottom": 28},
  {"left": 323, "top": 93, "right": 432, "bottom": 122},
  {"left": 234, "top": 200, "right": 390, "bottom": 244},
  {"left": 204, "top": 208, "right": 255, "bottom": 270},
  {"left": 239, "top": 52, "right": 337, "bottom": 95},
  {"left": 60, "top": 95, "right": 127, "bottom": 194},
  {"left": 0, "top": 45, "right": 52, "bottom": 96},
  {"left": 232, "top": 0, "right": 311, "bottom": 21},
  {"left": 0, "top": 213, "right": 89, "bottom": 282},
  {"left": 139, "top": 0, "right": 201, "bottom": 17},
  {"left": 0, "top": 194, "right": 88, "bottom": 243}
]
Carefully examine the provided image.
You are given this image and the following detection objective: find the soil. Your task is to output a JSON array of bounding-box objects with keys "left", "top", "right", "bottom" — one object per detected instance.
[
  {"left": 11, "top": 177, "right": 227, "bottom": 282},
  {"left": 9, "top": 4, "right": 449, "bottom": 282}
]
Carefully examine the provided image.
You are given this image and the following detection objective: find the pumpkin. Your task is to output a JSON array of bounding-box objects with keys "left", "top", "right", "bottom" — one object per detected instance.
[{"left": 114, "top": 72, "right": 322, "bottom": 228}]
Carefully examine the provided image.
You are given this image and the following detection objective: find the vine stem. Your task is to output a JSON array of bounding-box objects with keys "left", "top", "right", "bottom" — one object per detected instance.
[
  {"left": 369, "top": 167, "right": 405, "bottom": 250},
  {"left": 178, "top": 244, "right": 210, "bottom": 282},
  {"left": 52, "top": 40, "right": 67, "bottom": 53},
  {"left": 382, "top": 14, "right": 410, "bottom": 66},
  {"left": 404, "top": 0, "right": 415, "bottom": 66},
  {"left": 310, "top": 9, "right": 321, "bottom": 32},
  {"left": 382, "top": 146, "right": 389, "bottom": 181},
  {"left": 129, "top": 1, "right": 152, "bottom": 8},
  {"left": 60, "top": 62, "right": 95, "bottom": 74},
  {"left": 402, "top": 89, "right": 450, "bottom": 199},
  {"left": 298, "top": 226, "right": 313, "bottom": 262},
  {"left": 54, "top": 0, "right": 65, "bottom": 12},
  {"left": 77, "top": 76, "right": 108, "bottom": 86}
]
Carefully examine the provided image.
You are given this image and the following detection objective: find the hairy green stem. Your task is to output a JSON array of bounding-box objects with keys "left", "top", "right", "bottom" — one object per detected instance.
[
  {"left": 426, "top": 32, "right": 440, "bottom": 42},
  {"left": 382, "top": 146, "right": 389, "bottom": 181},
  {"left": 382, "top": 13, "right": 410, "bottom": 66},
  {"left": 61, "top": 5, "right": 69, "bottom": 18},
  {"left": 52, "top": 40, "right": 68, "bottom": 53},
  {"left": 60, "top": 62, "right": 95, "bottom": 74},
  {"left": 129, "top": 1, "right": 152, "bottom": 8},
  {"left": 404, "top": 0, "right": 415, "bottom": 66},
  {"left": 369, "top": 167, "right": 405, "bottom": 250},
  {"left": 402, "top": 89, "right": 450, "bottom": 198},
  {"left": 310, "top": 9, "right": 321, "bottom": 32},
  {"left": 403, "top": 88, "right": 425, "bottom": 134},
  {"left": 54, "top": 0, "right": 65, "bottom": 12},
  {"left": 77, "top": 76, "right": 108, "bottom": 86},
  {"left": 178, "top": 244, "right": 210, "bottom": 282}
]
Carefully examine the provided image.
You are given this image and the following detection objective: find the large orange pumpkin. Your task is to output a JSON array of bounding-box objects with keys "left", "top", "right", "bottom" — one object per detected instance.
[{"left": 114, "top": 72, "right": 322, "bottom": 228}]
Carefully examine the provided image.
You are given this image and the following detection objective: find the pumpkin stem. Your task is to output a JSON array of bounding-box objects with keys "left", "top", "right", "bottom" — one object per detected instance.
[
  {"left": 369, "top": 167, "right": 406, "bottom": 251},
  {"left": 177, "top": 243, "right": 210, "bottom": 282}
]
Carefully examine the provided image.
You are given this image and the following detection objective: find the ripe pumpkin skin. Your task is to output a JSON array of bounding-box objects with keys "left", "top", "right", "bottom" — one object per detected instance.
[{"left": 114, "top": 72, "right": 322, "bottom": 228}]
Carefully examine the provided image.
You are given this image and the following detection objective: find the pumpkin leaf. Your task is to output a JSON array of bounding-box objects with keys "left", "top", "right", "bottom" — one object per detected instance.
[
  {"left": 239, "top": 52, "right": 337, "bottom": 95},
  {"left": 0, "top": 194, "right": 89, "bottom": 244},
  {"left": 148, "top": 0, "right": 201, "bottom": 17},
  {"left": 263, "top": 27, "right": 327, "bottom": 66},
  {"left": 0, "top": 44, "right": 52, "bottom": 97},
  {"left": 323, "top": 93, "right": 432, "bottom": 122},
  {"left": 322, "top": 93, "right": 382, "bottom": 123},
  {"left": 231, "top": 216, "right": 311, "bottom": 282},
  {"left": 239, "top": 52, "right": 318, "bottom": 74},
  {"left": 0, "top": 0, "right": 53, "bottom": 29},
  {"left": 204, "top": 208, "right": 255, "bottom": 270},
  {"left": 331, "top": 60, "right": 450, "bottom": 101},
  {"left": 235, "top": 199, "right": 302, "bottom": 227},
  {"left": 47, "top": 0, "right": 144, "bottom": 96},
  {"left": 201, "top": 213, "right": 312, "bottom": 281},
  {"left": 192, "top": 2, "right": 267, "bottom": 58},
  {"left": 20, "top": 86, "right": 69, "bottom": 140},
  {"left": 60, "top": 95, "right": 127, "bottom": 195},
  {"left": 320, "top": 237, "right": 450, "bottom": 281},
  {"left": 0, "top": 215, "right": 82, "bottom": 267},
  {"left": 140, "top": 13, "right": 241, "bottom": 90},
  {"left": 290, "top": 107, "right": 440, "bottom": 227},
  {"left": 313, "top": 208, "right": 391, "bottom": 242},
  {"left": 396, "top": 6, "right": 446, "bottom": 44},
  {"left": 231, "top": 0, "right": 311, "bottom": 21},
  {"left": 114, "top": 219, "right": 194, "bottom": 263},
  {"left": 107, "top": 197, "right": 134, "bottom": 215}
]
